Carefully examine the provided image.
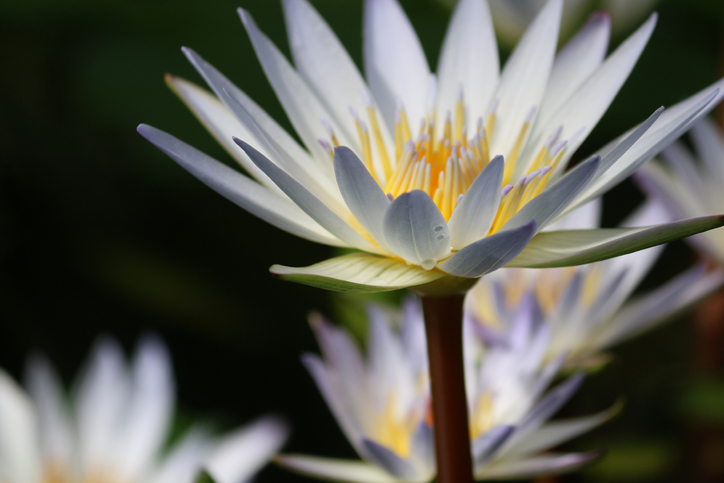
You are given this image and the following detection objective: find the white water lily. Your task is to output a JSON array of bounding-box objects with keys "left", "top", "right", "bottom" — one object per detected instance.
[
  {"left": 139, "top": 0, "right": 724, "bottom": 294},
  {"left": 278, "top": 299, "right": 610, "bottom": 482},
  {"left": 482, "top": 0, "right": 660, "bottom": 47},
  {"left": 466, "top": 198, "right": 724, "bottom": 366},
  {"left": 637, "top": 117, "right": 724, "bottom": 264},
  {"left": 0, "top": 336, "right": 288, "bottom": 483}
]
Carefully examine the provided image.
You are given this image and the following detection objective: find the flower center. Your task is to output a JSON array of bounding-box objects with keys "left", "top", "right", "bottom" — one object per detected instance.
[{"left": 322, "top": 88, "right": 576, "bottom": 232}]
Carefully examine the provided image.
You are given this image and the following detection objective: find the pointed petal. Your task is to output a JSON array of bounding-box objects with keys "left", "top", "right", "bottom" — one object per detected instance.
[
  {"left": 507, "top": 215, "right": 724, "bottom": 268},
  {"left": 283, "top": 0, "right": 393, "bottom": 164},
  {"left": 364, "top": 0, "right": 430, "bottom": 128},
  {"left": 490, "top": 0, "right": 562, "bottom": 158},
  {"left": 382, "top": 191, "right": 451, "bottom": 268},
  {"left": 363, "top": 440, "right": 423, "bottom": 481},
  {"left": 690, "top": 117, "right": 724, "bottom": 182},
  {"left": 448, "top": 156, "right": 504, "bottom": 249},
  {"left": 476, "top": 451, "right": 603, "bottom": 479},
  {"left": 239, "top": 9, "right": 357, "bottom": 162},
  {"left": 545, "top": 198, "right": 601, "bottom": 232},
  {"left": 205, "top": 416, "right": 289, "bottom": 483},
  {"left": 334, "top": 146, "right": 391, "bottom": 249},
  {"left": 137, "top": 125, "right": 344, "bottom": 247},
  {"left": 276, "top": 454, "right": 402, "bottom": 483},
  {"left": 270, "top": 253, "right": 445, "bottom": 293},
  {"left": 147, "top": 428, "right": 213, "bottom": 483},
  {"left": 234, "top": 138, "right": 378, "bottom": 252},
  {"left": 0, "top": 370, "right": 41, "bottom": 483},
  {"left": 436, "top": 0, "right": 499, "bottom": 126},
  {"left": 472, "top": 425, "right": 515, "bottom": 468},
  {"left": 538, "top": 12, "right": 611, "bottom": 124},
  {"left": 438, "top": 222, "right": 536, "bottom": 278},
  {"left": 504, "top": 155, "right": 599, "bottom": 232}
]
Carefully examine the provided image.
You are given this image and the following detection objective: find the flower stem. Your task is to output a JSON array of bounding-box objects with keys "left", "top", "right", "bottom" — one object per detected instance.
[{"left": 421, "top": 294, "right": 475, "bottom": 483}]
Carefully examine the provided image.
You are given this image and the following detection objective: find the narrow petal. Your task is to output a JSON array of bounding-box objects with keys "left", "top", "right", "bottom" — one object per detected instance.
[
  {"left": 436, "top": 0, "right": 499, "bottom": 127},
  {"left": 490, "top": 0, "right": 561, "bottom": 158},
  {"left": 538, "top": 12, "right": 611, "bottom": 125},
  {"left": 234, "top": 138, "right": 379, "bottom": 252},
  {"left": 270, "top": 253, "right": 445, "bottom": 293},
  {"left": 364, "top": 0, "right": 431, "bottom": 128},
  {"left": 114, "top": 337, "right": 175, "bottom": 480},
  {"left": 382, "top": 191, "right": 451, "bottom": 269},
  {"left": 472, "top": 425, "right": 515, "bottom": 469},
  {"left": 437, "top": 222, "right": 536, "bottom": 278},
  {"left": 448, "top": 156, "right": 504, "bottom": 249},
  {"left": 205, "top": 416, "right": 289, "bottom": 483},
  {"left": 283, "top": 0, "right": 393, "bottom": 164},
  {"left": 334, "top": 146, "right": 391, "bottom": 250},
  {"left": 690, "top": 118, "right": 724, "bottom": 182},
  {"left": 507, "top": 215, "right": 724, "bottom": 268},
  {"left": 146, "top": 429, "right": 213, "bottom": 483},
  {"left": 0, "top": 370, "right": 41, "bottom": 483},
  {"left": 504, "top": 155, "right": 599, "bottom": 232},
  {"left": 239, "top": 9, "right": 357, "bottom": 162},
  {"left": 476, "top": 451, "right": 602, "bottom": 479},
  {"left": 545, "top": 198, "right": 601, "bottom": 232},
  {"left": 507, "top": 402, "right": 621, "bottom": 457},
  {"left": 276, "top": 454, "right": 402, "bottom": 483},
  {"left": 137, "top": 125, "right": 345, "bottom": 247},
  {"left": 363, "top": 440, "right": 423, "bottom": 481}
]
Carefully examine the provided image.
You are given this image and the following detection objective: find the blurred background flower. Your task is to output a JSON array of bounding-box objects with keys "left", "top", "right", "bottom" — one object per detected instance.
[
  {"left": 0, "top": 336, "right": 288, "bottom": 483},
  {"left": 2, "top": 0, "right": 724, "bottom": 481}
]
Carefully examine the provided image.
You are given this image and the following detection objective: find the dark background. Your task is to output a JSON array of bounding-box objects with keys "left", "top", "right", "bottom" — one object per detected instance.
[{"left": 1, "top": 0, "right": 724, "bottom": 481}]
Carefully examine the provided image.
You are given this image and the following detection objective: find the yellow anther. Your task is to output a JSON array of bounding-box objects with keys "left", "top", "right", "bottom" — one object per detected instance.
[
  {"left": 455, "top": 98, "right": 465, "bottom": 141},
  {"left": 366, "top": 106, "right": 393, "bottom": 180},
  {"left": 470, "top": 391, "right": 495, "bottom": 440}
]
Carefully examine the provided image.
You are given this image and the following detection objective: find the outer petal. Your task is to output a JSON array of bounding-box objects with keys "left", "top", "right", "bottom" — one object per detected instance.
[
  {"left": 490, "top": 0, "right": 561, "bottom": 159},
  {"left": 276, "top": 454, "right": 403, "bottom": 483},
  {"left": 205, "top": 416, "right": 289, "bottom": 483},
  {"left": 334, "top": 147, "right": 391, "bottom": 250},
  {"left": 364, "top": 0, "right": 431, "bottom": 128},
  {"left": 476, "top": 451, "right": 602, "bottom": 479},
  {"left": 383, "top": 191, "right": 451, "bottom": 269},
  {"left": 270, "top": 253, "right": 445, "bottom": 293},
  {"left": 234, "top": 138, "right": 379, "bottom": 252},
  {"left": 0, "top": 370, "right": 41, "bottom": 483},
  {"left": 448, "top": 156, "right": 504, "bottom": 250},
  {"left": 137, "top": 125, "right": 345, "bottom": 247},
  {"left": 147, "top": 429, "right": 213, "bottom": 483},
  {"left": 239, "top": 9, "right": 356, "bottom": 163},
  {"left": 472, "top": 425, "right": 515, "bottom": 469},
  {"left": 363, "top": 440, "right": 424, "bottom": 481},
  {"left": 283, "top": 0, "right": 394, "bottom": 170},
  {"left": 507, "top": 215, "right": 724, "bottom": 268},
  {"left": 435, "top": 0, "right": 499, "bottom": 128},
  {"left": 437, "top": 222, "right": 536, "bottom": 278}
]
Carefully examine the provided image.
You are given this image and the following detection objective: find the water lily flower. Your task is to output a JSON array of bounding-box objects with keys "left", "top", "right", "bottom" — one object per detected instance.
[
  {"left": 278, "top": 299, "right": 612, "bottom": 482},
  {"left": 0, "top": 336, "right": 288, "bottom": 483},
  {"left": 637, "top": 117, "right": 724, "bottom": 264},
  {"left": 466, "top": 198, "right": 724, "bottom": 367},
  {"left": 138, "top": 0, "right": 724, "bottom": 294}
]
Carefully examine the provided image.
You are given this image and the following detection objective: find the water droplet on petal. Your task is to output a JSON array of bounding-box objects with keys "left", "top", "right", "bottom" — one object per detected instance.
[
  {"left": 421, "top": 259, "right": 436, "bottom": 270},
  {"left": 436, "top": 234, "right": 445, "bottom": 240},
  {"left": 433, "top": 225, "right": 444, "bottom": 232}
]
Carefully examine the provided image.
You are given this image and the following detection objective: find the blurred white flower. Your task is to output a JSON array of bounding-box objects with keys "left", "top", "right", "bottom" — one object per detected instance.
[
  {"left": 638, "top": 117, "right": 724, "bottom": 264},
  {"left": 138, "top": 0, "right": 724, "bottom": 294},
  {"left": 0, "top": 336, "right": 288, "bottom": 483},
  {"left": 278, "top": 300, "right": 609, "bottom": 482},
  {"left": 466, "top": 198, "right": 724, "bottom": 366}
]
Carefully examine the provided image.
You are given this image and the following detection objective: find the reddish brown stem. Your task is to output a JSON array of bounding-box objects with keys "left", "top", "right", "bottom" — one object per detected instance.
[{"left": 421, "top": 294, "right": 475, "bottom": 483}]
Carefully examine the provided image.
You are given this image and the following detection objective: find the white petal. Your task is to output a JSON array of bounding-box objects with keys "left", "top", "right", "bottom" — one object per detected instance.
[
  {"left": 147, "top": 429, "right": 213, "bottom": 483},
  {"left": 205, "top": 416, "right": 289, "bottom": 483},
  {"left": 477, "top": 451, "right": 601, "bottom": 479},
  {"left": 24, "top": 354, "right": 72, "bottom": 466},
  {"left": 235, "top": 138, "right": 380, "bottom": 252},
  {"left": 490, "top": 0, "right": 562, "bottom": 158},
  {"left": 690, "top": 117, "right": 724, "bottom": 182},
  {"left": 436, "top": 0, "right": 499, "bottom": 127},
  {"left": 114, "top": 337, "right": 175, "bottom": 480},
  {"left": 382, "top": 191, "right": 450, "bottom": 268},
  {"left": 277, "top": 454, "right": 402, "bottom": 483},
  {"left": 545, "top": 197, "right": 601, "bottom": 232},
  {"left": 334, "top": 146, "right": 391, "bottom": 250},
  {"left": 448, "top": 156, "right": 504, "bottom": 250},
  {"left": 364, "top": 0, "right": 431, "bottom": 129},
  {"left": 239, "top": 9, "right": 357, "bottom": 163},
  {"left": 537, "top": 12, "right": 611, "bottom": 126},
  {"left": 523, "top": 13, "right": 656, "bottom": 179},
  {"left": 0, "top": 370, "right": 41, "bottom": 483},
  {"left": 437, "top": 222, "right": 536, "bottom": 277},
  {"left": 283, "top": 0, "right": 394, "bottom": 169},
  {"left": 137, "top": 124, "right": 345, "bottom": 247}
]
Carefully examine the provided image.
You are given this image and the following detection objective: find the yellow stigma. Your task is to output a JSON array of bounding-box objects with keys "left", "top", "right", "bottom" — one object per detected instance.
[{"left": 322, "top": 88, "right": 574, "bottom": 230}]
